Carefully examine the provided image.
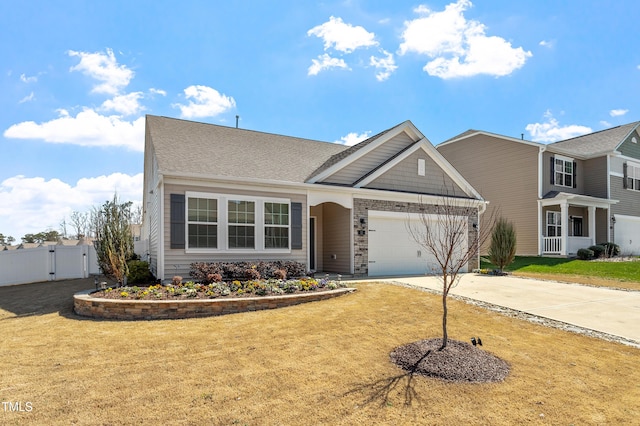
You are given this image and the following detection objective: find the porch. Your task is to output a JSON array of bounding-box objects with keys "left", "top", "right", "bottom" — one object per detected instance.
[{"left": 539, "top": 192, "right": 617, "bottom": 256}]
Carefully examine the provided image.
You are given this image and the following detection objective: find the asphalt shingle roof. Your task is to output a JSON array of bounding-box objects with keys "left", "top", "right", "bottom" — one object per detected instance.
[
  {"left": 146, "top": 115, "right": 348, "bottom": 183},
  {"left": 548, "top": 121, "right": 639, "bottom": 157}
]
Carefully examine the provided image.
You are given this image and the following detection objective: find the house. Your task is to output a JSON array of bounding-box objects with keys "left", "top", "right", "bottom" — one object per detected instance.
[
  {"left": 141, "top": 115, "right": 486, "bottom": 281},
  {"left": 437, "top": 121, "right": 640, "bottom": 256}
]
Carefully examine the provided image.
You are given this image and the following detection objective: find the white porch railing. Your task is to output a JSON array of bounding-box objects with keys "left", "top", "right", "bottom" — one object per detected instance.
[
  {"left": 543, "top": 237, "right": 562, "bottom": 254},
  {"left": 543, "top": 236, "right": 595, "bottom": 255}
]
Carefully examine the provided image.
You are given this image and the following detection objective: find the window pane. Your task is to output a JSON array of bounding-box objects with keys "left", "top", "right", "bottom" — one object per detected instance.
[
  {"left": 547, "top": 226, "right": 556, "bottom": 237},
  {"left": 188, "top": 198, "right": 217, "bottom": 222},
  {"left": 228, "top": 225, "right": 255, "bottom": 248},
  {"left": 228, "top": 200, "right": 255, "bottom": 224},
  {"left": 188, "top": 224, "right": 217, "bottom": 248},
  {"left": 565, "top": 161, "right": 573, "bottom": 173},
  {"left": 565, "top": 175, "right": 572, "bottom": 187},
  {"left": 265, "top": 226, "right": 289, "bottom": 249},
  {"left": 555, "top": 172, "right": 563, "bottom": 186},
  {"left": 265, "top": 202, "right": 289, "bottom": 225}
]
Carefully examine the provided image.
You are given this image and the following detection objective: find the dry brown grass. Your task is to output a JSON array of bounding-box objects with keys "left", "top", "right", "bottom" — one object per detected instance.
[
  {"left": 513, "top": 271, "right": 640, "bottom": 291},
  {"left": 1, "top": 278, "right": 638, "bottom": 425}
]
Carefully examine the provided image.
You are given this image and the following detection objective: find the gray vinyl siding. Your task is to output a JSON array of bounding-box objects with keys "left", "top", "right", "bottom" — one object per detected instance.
[
  {"left": 611, "top": 176, "right": 640, "bottom": 217},
  {"left": 438, "top": 134, "right": 540, "bottom": 255},
  {"left": 320, "top": 203, "right": 351, "bottom": 273},
  {"left": 542, "top": 151, "right": 584, "bottom": 195},
  {"left": 618, "top": 130, "right": 640, "bottom": 159},
  {"left": 596, "top": 208, "right": 610, "bottom": 243},
  {"left": 583, "top": 157, "right": 608, "bottom": 198},
  {"left": 161, "top": 183, "right": 307, "bottom": 280},
  {"left": 364, "top": 150, "right": 467, "bottom": 197},
  {"left": 323, "top": 133, "right": 415, "bottom": 185}
]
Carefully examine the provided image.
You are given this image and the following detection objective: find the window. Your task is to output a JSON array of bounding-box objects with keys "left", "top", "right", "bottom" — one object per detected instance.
[
  {"left": 187, "top": 197, "right": 218, "bottom": 248},
  {"left": 625, "top": 162, "right": 640, "bottom": 191},
  {"left": 265, "top": 202, "right": 289, "bottom": 249},
  {"left": 228, "top": 200, "right": 255, "bottom": 249},
  {"left": 554, "top": 157, "right": 573, "bottom": 188},
  {"left": 547, "top": 211, "right": 562, "bottom": 237}
]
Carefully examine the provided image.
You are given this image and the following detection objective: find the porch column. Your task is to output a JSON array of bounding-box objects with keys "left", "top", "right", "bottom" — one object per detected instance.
[
  {"left": 561, "top": 202, "right": 568, "bottom": 256},
  {"left": 588, "top": 206, "right": 596, "bottom": 245}
]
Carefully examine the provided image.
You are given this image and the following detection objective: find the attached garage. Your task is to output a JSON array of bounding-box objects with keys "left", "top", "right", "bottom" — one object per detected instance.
[
  {"left": 614, "top": 214, "right": 640, "bottom": 255},
  {"left": 367, "top": 211, "right": 468, "bottom": 276}
]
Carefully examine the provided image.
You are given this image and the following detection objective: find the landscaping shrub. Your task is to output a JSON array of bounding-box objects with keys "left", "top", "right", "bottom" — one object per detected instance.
[
  {"left": 126, "top": 260, "right": 154, "bottom": 284},
  {"left": 589, "top": 245, "right": 606, "bottom": 259},
  {"left": 577, "top": 248, "right": 594, "bottom": 260},
  {"left": 189, "top": 261, "right": 309, "bottom": 282},
  {"left": 488, "top": 217, "right": 517, "bottom": 273},
  {"left": 600, "top": 242, "right": 620, "bottom": 257}
]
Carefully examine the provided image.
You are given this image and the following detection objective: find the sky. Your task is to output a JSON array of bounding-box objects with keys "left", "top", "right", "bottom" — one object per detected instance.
[{"left": 1, "top": 0, "right": 639, "bottom": 241}]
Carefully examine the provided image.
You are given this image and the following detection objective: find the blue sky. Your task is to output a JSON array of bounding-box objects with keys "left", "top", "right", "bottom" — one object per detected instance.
[{"left": 1, "top": 0, "right": 639, "bottom": 241}]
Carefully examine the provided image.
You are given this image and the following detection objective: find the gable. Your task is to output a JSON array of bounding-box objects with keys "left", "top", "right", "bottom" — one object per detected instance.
[
  {"left": 319, "top": 130, "right": 417, "bottom": 185},
  {"left": 362, "top": 148, "right": 468, "bottom": 196},
  {"left": 618, "top": 129, "right": 640, "bottom": 159}
]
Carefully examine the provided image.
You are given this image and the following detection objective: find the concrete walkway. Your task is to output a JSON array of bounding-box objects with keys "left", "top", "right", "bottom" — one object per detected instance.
[{"left": 372, "top": 274, "right": 640, "bottom": 345}]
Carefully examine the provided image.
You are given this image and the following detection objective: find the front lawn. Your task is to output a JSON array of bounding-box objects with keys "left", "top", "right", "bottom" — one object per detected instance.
[
  {"left": 1, "top": 278, "right": 638, "bottom": 424},
  {"left": 481, "top": 256, "right": 640, "bottom": 290}
]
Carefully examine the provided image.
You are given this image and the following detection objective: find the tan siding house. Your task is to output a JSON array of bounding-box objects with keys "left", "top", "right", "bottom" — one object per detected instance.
[
  {"left": 142, "top": 116, "right": 486, "bottom": 281},
  {"left": 437, "top": 121, "right": 640, "bottom": 256}
]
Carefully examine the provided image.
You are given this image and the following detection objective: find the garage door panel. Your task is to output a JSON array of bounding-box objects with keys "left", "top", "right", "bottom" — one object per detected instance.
[{"left": 614, "top": 215, "right": 640, "bottom": 255}]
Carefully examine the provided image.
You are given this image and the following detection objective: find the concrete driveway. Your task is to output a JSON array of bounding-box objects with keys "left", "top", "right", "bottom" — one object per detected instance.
[{"left": 373, "top": 274, "right": 640, "bottom": 345}]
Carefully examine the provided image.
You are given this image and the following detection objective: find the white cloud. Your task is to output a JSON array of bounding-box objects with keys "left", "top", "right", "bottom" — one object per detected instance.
[
  {"left": 336, "top": 131, "right": 371, "bottom": 146},
  {"left": 525, "top": 111, "right": 592, "bottom": 143},
  {"left": 19, "top": 92, "right": 35, "bottom": 103},
  {"left": 172, "top": 85, "right": 236, "bottom": 119},
  {"left": 20, "top": 73, "right": 37, "bottom": 83},
  {"left": 101, "top": 92, "right": 145, "bottom": 115},
  {"left": 600, "top": 120, "right": 612, "bottom": 127},
  {"left": 0, "top": 173, "right": 142, "bottom": 239},
  {"left": 68, "top": 48, "right": 134, "bottom": 95},
  {"left": 4, "top": 108, "right": 145, "bottom": 151},
  {"left": 149, "top": 88, "right": 167, "bottom": 96},
  {"left": 610, "top": 109, "right": 628, "bottom": 117},
  {"left": 399, "top": 0, "right": 531, "bottom": 79},
  {"left": 308, "top": 53, "right": 350, "bottom": 76},
  {"left": 307, "top": 16, "right": 378, "bottom": 53},
  {"left": 370, "top": 50, "right": 397, "bottom": 81},
  {"left": 539, "top": 40, "right": 555, "bottom": 48}
]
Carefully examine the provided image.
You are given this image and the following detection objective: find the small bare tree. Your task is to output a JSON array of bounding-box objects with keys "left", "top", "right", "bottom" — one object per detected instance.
[
  {"left": 407, "top": 194, "right": 495, "bottom": 350},
  {"left": 69, "top": 210, "right": 89, "bottom": 239}
]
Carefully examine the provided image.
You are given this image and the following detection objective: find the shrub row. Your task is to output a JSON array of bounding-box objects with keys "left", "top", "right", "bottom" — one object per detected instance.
[
  {"left": 190, "top": 261, "right": 309, "bottom": 283},
  {"left": 576, "top": 242, "right": 620, "bottom": 260}
]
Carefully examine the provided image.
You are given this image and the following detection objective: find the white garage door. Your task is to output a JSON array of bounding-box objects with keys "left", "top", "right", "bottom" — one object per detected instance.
[
  {"left": 614, "top": 215, "right": 640, "bottom": 255},
  {"left": 367, "top": 211, "right": 468, "bottom": 276}
]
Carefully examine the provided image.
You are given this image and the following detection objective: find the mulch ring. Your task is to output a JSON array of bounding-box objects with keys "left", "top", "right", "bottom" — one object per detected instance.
[{"left": 390, "top": 338, "right": 510, "bottom": 383}]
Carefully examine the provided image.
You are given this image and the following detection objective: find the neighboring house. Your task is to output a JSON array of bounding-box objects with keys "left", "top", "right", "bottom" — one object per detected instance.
[
  {"left": 437, "top": 121, "right": 640, "bottom": 256},
  {"left": 142, "top": 115, "right": 486, "bottom": 281}
]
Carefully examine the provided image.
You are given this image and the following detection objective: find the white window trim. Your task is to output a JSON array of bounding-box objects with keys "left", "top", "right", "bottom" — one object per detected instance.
[
  {"left": 554, "top": 154, "right": 574, "bottom": 188},
  {"left": 626, "top": 161, "right": 640, "bottom": 192},
  {"left": 546, "top": 211, "right": 562, "bottom": 237},
  {"left": 185, "top": 192, "right": 291, "bottom": 254}
]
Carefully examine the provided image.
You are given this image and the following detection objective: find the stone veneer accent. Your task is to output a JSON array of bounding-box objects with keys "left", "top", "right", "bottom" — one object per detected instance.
[
  {"left": 353, "top": 198, "right": 479, "bottom": 276},
  {"left": 74, "top": 288, "right": 356, "bottom": 320}
]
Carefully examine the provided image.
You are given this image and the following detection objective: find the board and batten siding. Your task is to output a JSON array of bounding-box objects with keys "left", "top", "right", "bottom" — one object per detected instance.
[
  {"left": 364, "top": 149, "right": 467, "bottom": 197},
  {"left": 438, "top": 134, "right": 540, "bottom": 255},
  {"left": 323, "top": 133, "right": 415, "bottom": 185},
  {"left": 161, "top": 183, "right": 307, "bottom": 280}
]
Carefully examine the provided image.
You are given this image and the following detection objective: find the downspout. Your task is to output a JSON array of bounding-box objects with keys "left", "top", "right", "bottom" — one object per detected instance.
[{"left": 538, "top": 146, "right": 546, "bottom": 255}]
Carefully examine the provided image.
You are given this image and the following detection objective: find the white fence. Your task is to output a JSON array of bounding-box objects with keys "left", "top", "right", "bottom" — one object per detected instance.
[{"left": 0, "top": 244, "right": 100, "bottom": 287}]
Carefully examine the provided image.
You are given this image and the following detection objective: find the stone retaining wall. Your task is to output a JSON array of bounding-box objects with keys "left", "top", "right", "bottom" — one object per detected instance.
[{"left": 74, "top": 288, "right": 356, "bottom": 320}]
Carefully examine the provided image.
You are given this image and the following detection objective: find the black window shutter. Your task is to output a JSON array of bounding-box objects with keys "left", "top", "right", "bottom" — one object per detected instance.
[
  {"left": 573, "top": 161, "right": 577, "bottom": 188},
  {"left": 550, "top": 156, "right": 555, "bottom": 185},
  {"left": 170, "top": 194, "right": 186, "bottom": 249},
  {"left": 623, "top": 163, "right": 628, "bottom": 189},
  {"left": 291, "top": 202, "right": 303, "bottom": 250}
]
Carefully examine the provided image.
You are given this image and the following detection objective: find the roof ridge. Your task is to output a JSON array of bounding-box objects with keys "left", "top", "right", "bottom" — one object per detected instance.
[{"left": 551, "top": 121, "right": 639, "bottom": 145}]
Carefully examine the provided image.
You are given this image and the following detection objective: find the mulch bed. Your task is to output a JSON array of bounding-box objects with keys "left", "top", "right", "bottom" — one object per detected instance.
[{"left": 390, "top": 338, "right": 510, "bottom": 383}]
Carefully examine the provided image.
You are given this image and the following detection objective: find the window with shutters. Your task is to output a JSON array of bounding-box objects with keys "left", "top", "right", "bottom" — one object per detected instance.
[
  {"left": 554, "top": 156, "right": 574, "bottom": 188},
  {"left": 184, "top": 192, "right": 295, "bottom": 252},
  {"left": 625, "top": 162, "right": 640, "bottom": 191}
]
